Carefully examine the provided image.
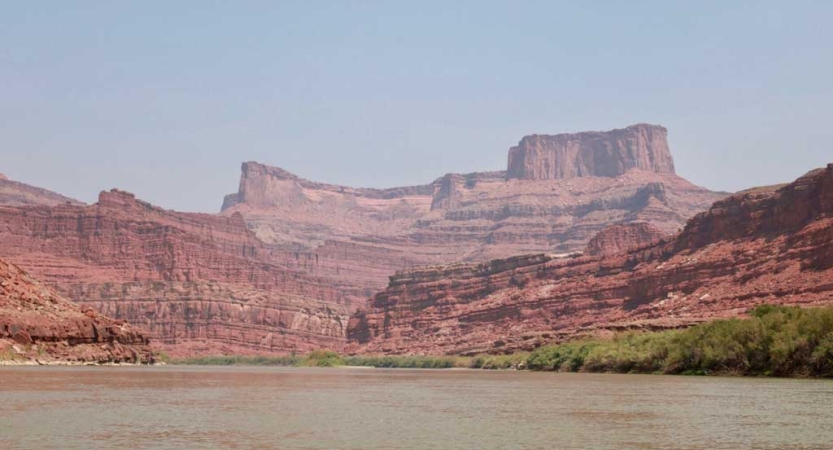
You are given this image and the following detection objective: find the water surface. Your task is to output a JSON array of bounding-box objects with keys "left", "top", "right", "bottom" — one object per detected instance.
[{"left": 1, "top": 366, "right": 831, "bottom": 449}]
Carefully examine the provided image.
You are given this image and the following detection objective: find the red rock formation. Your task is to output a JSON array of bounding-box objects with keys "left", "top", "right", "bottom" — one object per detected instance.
[
  {"left": 0, "top": 257, "right": 152, "bottom": 364},
  {"left": 506, "top": 124, "right": 675, "bottom": 180},
  {"left": 347, "top": 164, "right": 833, "bottom": 355},
  {"left": 0, "top": 174, "right": 82, "bottom": 207},
  {"left": 0, "top": 190, "right": 353, "bottom": 356},
  {"left": 585, "top": 222, "right": 666, "bottom": 257},
  {"left": 0, "top": 124, "right": 728, "bottom": 357},
  {"left": 222, "top": 125, "right": 723, "bottom": 300}
]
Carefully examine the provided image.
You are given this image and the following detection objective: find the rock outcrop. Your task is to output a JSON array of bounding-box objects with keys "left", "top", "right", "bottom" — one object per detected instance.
[
  {"left": 222, "top": 124, "right": 723, "bottom": 301},
  {"left": 0, "top": 258, "right": 152, "bottom": 364},
  {"left": 0, "top": 190, "right": 353, "bottom": 356},
  {"left": 585, "top": 222, "right": 665, "bottom": 257},
  {"left": 506, "top": 124, "right": 675, "bottom": 181},
  {"left": 347, "top": 164, "right": 833, "bottom": 355},
  {"left": 0, "top": 174, "right": 82, "bottom": 207}
]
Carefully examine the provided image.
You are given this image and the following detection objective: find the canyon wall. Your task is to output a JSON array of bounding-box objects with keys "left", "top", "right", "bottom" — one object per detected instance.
[
  {"left": 347, "top": 164, "right": 833, "bottom": 355},
  {"left": 0, "top": 124, "right": 727, "bottom": 356},
  {"left": 0, "top": 258, "right": 152, "bottom": 364},
  {"left": 0, "top": 190, "right": 353, "bottom": 356}
]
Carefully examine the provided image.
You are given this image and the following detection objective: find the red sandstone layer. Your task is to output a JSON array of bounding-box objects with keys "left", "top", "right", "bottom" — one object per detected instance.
[{"left": 0, "top": 190, "right": 352, "bottom": 356}]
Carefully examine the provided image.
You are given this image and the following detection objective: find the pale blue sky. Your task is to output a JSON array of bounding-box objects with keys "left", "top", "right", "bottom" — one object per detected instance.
[{"left": 2, "top": 1, "right": 831, "bottom": 211}]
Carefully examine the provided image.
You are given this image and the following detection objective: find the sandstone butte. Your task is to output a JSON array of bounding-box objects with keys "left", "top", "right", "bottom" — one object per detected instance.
[
  {"left": 0, "top": 124, "right": 731, "bottom": 356},
  {"left": 347, "top": 164, "right": 833, "bottom": 355},
  {"left": 0, "top": 257, "right": 152, "bottom": 364}
]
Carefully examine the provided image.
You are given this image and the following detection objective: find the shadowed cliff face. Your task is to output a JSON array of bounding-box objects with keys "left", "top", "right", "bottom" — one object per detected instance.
[
  {"left": 0, "top": 190, "right": 353, "bottom": 356},
  {"left": 221, "top": 124, "right": 723, "bottom": 303},
  {"left": 347, "top": 164, "right": 833, "bottom": 355},
  {"left": 0, "top": 258, "right": 152, "bottom": 364}
]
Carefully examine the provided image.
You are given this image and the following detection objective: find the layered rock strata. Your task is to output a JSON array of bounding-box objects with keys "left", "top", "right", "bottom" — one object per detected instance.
[
  {"left": 222, "top": 125, "right": 724, "bottom": 299},
  {"left": 0, "top": 190, "right": 352, "bottom": 356},
  {"left": 0, "top": 258, "right": 152, "bottom": 364},
  {"left": 347, "top": 164, "right": 833, "bottom": 355}
]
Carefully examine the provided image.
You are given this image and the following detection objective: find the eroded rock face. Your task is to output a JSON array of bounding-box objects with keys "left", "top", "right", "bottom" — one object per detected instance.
[
  {"left": 0, "top": 174, "right": 82, "bottom": 207},
  {"left": 0, "top": 258, "right": 152, "bottom": 364},
  {"left": 347, "top": 164, "right": 833, "bottom": 355},
  {"left": 506, "top": 124, "right": 675, "bottom": 181},
  {"left": 222, "top": 124, "right": 723, "bottom": 300},
  {"left": 585, "top": 222, "right": 666, "bottom": 257},
  {"left": 0, "top": 189, "right": 352, "bottom": 356}
]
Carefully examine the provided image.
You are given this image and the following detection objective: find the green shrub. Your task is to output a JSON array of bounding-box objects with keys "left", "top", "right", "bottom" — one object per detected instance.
[{"left": 527, "top": 306, "right": 833, "bottom": 377}]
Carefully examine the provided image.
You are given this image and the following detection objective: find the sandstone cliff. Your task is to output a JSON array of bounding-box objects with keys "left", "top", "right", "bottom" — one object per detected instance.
[
  {"left": 0, "top": 258, "right": 152, "bottom": 364},
  {"left": 0, "top": 174, "right": 82, "bottom": 207},
  {"left": 347, "top": 164, "right": 833, "bottom": 355},
  {"left": 221, "top": 124, "right": 723, "bottom": 301},
  {"left": 0, "top": 190, "right": 353, "bottom": 356},
  {"left": 506, "top": 124, "right": 675, "bottom": 180}
]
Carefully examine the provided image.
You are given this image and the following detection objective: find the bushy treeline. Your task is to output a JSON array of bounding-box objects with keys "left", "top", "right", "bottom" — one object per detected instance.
[
  {"left": 528, "top": 305, "right": 833, "bottom": 377},
  {"left": 173, "top": 306, "right": 833, "bottom": 377}
]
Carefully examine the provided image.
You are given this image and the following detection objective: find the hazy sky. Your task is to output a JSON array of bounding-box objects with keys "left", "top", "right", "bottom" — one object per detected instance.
[{"left": 2, "top": 2, "right": 831, "bottom": 212}]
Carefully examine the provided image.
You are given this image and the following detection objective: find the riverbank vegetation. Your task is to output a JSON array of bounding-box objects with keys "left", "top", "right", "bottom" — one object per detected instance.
[
  {"left": 173, "top": 305, "right": 833, "bottom": 377},
  {"left": 528, "top": 305, "right": 833, "bottom": 377},
  {"left": 174, "top": 350, "right": 528, "bottom": 369}
]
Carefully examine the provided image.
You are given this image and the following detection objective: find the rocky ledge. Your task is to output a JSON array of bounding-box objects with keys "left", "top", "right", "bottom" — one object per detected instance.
[
  {"left": 585, "top": 222, "right": 666, "bottom": 257},
  {"left": 0, "top": 258, "right": 153, "bottom": 364}
]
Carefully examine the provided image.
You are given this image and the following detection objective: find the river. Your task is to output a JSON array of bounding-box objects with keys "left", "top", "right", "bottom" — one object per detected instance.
[{"left": 1, "top": 366, "right": 831, "bottom": 449}]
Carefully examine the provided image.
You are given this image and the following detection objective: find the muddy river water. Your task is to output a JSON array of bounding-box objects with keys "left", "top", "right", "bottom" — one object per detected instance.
[{"left": 1, "top": 366, "right": 831, "bottom": 449}]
